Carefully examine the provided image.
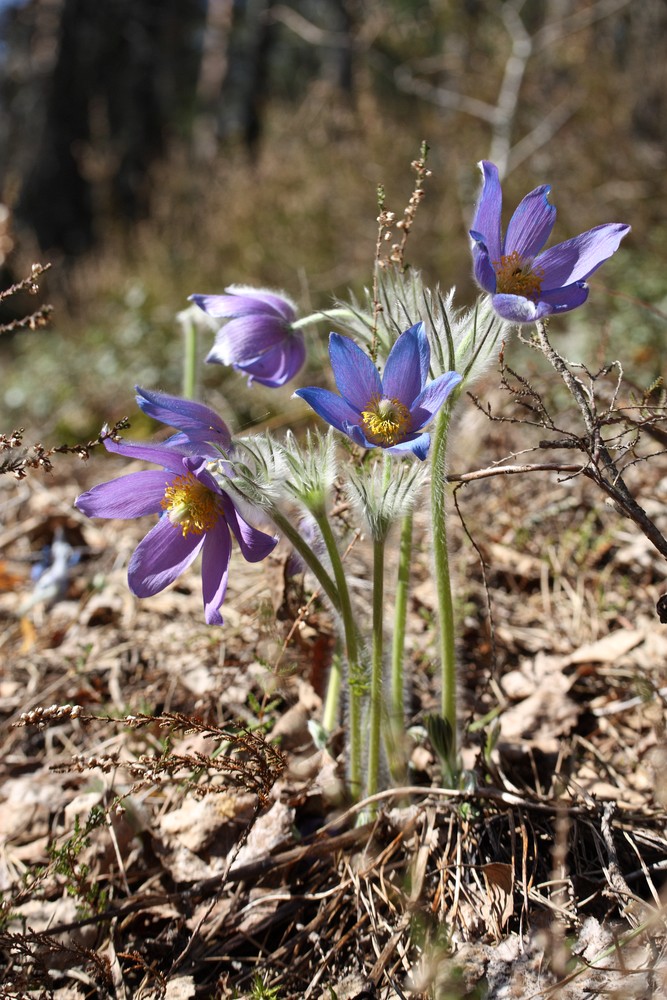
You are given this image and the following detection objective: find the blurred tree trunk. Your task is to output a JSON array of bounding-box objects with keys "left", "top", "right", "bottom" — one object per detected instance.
[
  {"left": 192, "top": 0, "right": 234, "bottom": 162},
  {"left": 216, "top": 0, "right": 356, "bottom": 155},
  {"left": 242, "top": 0, "right": 277, "bottom": 157},
  {"left": 4, "top": 0, "right": 206, "bottom": 257},
  {"left": 1, "top": 0, "right": 359, "bottom": 253}
]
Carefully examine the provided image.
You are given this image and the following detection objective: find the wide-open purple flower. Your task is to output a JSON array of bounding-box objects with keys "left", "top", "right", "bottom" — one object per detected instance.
[
  {"left": 75, "top": 439, "right": 276, "bottom": 625},
  {"left": 294, "top": 323, "right": 461, "bottom": 461},
  {"left": 470, "top": 161, "right": 630, "bottom": 324},
  {"left": 190, "top": 285, "right": 305, "bottom": 388},
  {"left": 135, "top": 387, "right": 232, "bottom": 456}
]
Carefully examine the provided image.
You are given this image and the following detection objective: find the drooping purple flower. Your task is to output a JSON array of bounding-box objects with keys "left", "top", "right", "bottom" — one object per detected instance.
[
  {"left": 294, "top": 323, "right": 461, "bottom": 461},
  {"left": 135, "top": 387, "right": 232, "bottom": 456},
  {"left": 470, "top": 161, "right": 630, "bottom": 324},
  {"left": 75, "top": 439, "right": 276, "bottom": 625},
  {"left": 190, "top": 285, "right": 305, "bottom": 388}
]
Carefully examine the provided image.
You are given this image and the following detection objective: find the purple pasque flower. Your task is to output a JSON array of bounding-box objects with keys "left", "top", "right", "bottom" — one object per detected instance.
[
  {"left": 190, "top": 285, "right": 305, "bottom": 388},
  {"left": 470, "top": 160, "right": 630, "bottom": 324},
  {"left": 294, "top": 323, "right": 461, "bottom": 461},
  {"left": 75, "top": 439, "right": 276, "bottom": 625},
  {"left": 135, "top": 387, "right": 232, "bottom": 456}
]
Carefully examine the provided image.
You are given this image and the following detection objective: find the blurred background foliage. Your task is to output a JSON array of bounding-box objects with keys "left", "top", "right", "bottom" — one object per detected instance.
[{"left": 0, "top": 0, "right": 665, "bottom": 439}]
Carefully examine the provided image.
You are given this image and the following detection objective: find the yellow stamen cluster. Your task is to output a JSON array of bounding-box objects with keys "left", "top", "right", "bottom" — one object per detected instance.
[
  {"left": 494, "top": 250, "right": 544, "bottom": 300},
  {"left": 361, "top": 396, "right": 411, "bottom": 447},
  {"left": 161, "top": 472, "right": 221, "bottom": 537}
]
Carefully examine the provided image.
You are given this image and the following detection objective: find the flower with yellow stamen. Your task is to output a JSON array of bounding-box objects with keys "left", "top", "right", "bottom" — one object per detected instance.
[
  {"left": 161, "top": 472, "right": 222, "bottom": 536},
  {"left": 470, "top": 160, "right": 630, "bottom": 324},
  {"left": 75, "top": 439, "right": 276, "bottom": 625},
  {"left": 493, "top": 250, "right": 544, "bottom": 301},
  {"left": 295, "top": 323, "right": 461, "bottom": 461},
  {"left": 361, "top": 396, "right": 411, "bottom": 447}
]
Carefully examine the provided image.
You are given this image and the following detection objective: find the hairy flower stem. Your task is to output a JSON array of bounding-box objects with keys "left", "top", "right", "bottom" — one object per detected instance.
[
  {"left": 267, "top": 509, "right": 340, "bottom": 614},
  {"left": 390, "top": 513, "right": 413, "bottom": 735},
  {"left": 367, "top": 532, "right": 386, "bottom": 805},
  {"left": 313, "top": 511, "right": 364, "bottom": 798},
  {"left": 366, "top": 456, "right": 393, "bottom": 804},
  {"left": 431, "top": 405, "right": 457, "bottom": 770},
  {"left": 322, "top": 652, "right": 343, "bottom": 735},
  {"left": 535, "top": 321, "right": 667, "bottom": 560},
  {"left": 291, "top": 307, "right": 357, "bottom": 331},
  {"left": 182, "top": 313, "right": 198, "bottom": 400}
]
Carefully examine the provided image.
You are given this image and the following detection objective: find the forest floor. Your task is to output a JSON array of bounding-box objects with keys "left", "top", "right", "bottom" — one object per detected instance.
[{"left": 2, "top": 397, "right": 667, "bottom": 1000}]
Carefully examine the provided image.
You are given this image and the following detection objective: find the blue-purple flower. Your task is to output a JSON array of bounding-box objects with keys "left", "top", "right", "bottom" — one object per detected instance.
[
  {"left": 75, "top": 439, "right": 276, "bottom": 625},
  {"left": 135, "top": 387, "right": 232, "bottom": 456},
  {"left": 294, "top": 323, "right": 461, "bottom": 461},
  {"left": 190, "top": 285, "right": 305, "bottom": 388},
  {"left": 470, "top": 161, "right": 630, "bottom": 324}
]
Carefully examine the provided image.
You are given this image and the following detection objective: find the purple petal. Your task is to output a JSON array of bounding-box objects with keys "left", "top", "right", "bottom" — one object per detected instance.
[
  {"left": 75, "top": 470, "right": 170, "bottom": 520},
  {"left": 347, "top": 423, "right": 375, "bottom": 449},
  {"left": 191, "top": 293, "right": 259, "bottom": 318},
  {"left": 490, "top": 293, "right": 542, "bottom": 324},
  {"left": 240, "top": 333, "right": 306, "bottom": 387},
  {"left": 535, "top": 282, "right": 590, "bottom": 315},
  {"left": 219, "top": 492, "right": 277, "bottom": 562},
  {"left": 181, "top": 455, "right": 221, "bottom": 492},
  {"left": 470, "top": 238, "right": 497, "bottom": 293},
  {"left": 471, "top": 161, "right": 503, "bottom": 262},
  {"left": 201, "top": 521, "right": 231, "bottom": 625},
  {"left": 225, "top": 285, "right": 296, "bottom": 322},
  {"left": 382, "top": 323, "right": 429, "bottom": 404},
  {"left": 161, "top": 432, "right": 222, "bottom": 458},
  {"left": 207, "top": 315, "right": 290, "bottom": 365},
  {"left": 410, "top": 371, "right": 462, "bottom": 429},
  {"left": 135, "top": 387, "right": 232, "bottom": 450},
  {"left": 294, "top": 386, "right": 361, "bottom": 434},
  {"left": 190, "top": 288, "right": 296, "bottom": 323},
  {"left": 329, "top": 333, "right": 382, "bottom": 411},
  {"left": 534, "top": 223, "right": 630, "bottom": 287},
  {"left": 127, "top": 515, "right": 202, "bottom": 597},
  {"left": 103, "top": 437, "right": 188, "bottom": 473},
  {"left": 504, "top": 184, "right": 556, "bottom": 259},
  {"left": 386, "top": 432, "right": 431, "bottom": 461},
  {"left": 278, "top": 333, "right": 307, "bottom": 383}
]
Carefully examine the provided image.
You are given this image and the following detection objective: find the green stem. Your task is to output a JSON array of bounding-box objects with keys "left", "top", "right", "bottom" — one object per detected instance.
[
  {"left": 313, "top": 511, "right": 364, "bottom": 798},
  {"left": 267, "top": 508, "right": 340, "bottom": 615},
  {"left": 291, "top": 307, "right": 357, "bottom": 331},
  {"left": 322, "top": 652, "right": 343, "bottom": 734},
  {"left": 431, "top": 405, "right": 457, "bottom": 770},
  {"left": 366, "top": 455, "right": 393, "bottom": 802},
  {"left": 182, "top": 314, "right": 198, "bottom": 400},
  {"left": 390, "top": 511, "right": 413, "bottom": 735},
  {"left": 366, "top": 533, "right": 386, "bottom": 803},
  {"left": 267, "top": 505, "right": 352, "bottom": 761}
]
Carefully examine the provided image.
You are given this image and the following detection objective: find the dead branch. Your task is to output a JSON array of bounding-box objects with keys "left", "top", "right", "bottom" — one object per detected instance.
[
  {"left": 534, "top": 320, "right": 667, "bottom": 561},
  {"left": 0, "top": 418, "right": 130, "bottom": 478}
]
